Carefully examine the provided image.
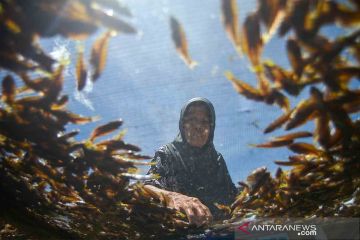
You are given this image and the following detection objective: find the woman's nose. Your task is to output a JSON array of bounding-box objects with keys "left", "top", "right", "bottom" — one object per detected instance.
[{"left": 194, "top": 123, "right": 204, "bottom": 130}]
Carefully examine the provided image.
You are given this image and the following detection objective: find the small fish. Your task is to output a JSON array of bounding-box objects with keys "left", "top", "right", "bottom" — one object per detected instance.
[
  {"left": 225, "top": 71, "right": 264, "bottom": 101},
  {"left": 221, "top": 0, "right": 242, "bottom": 55},
  {"left": 265, "top": 89, "right": 290, "bottom": 112},
  {"left": 328, "top": 105, "right": 353, "bottom": 146},
  {"left": 90, "top": 119, "right": 123, "bottom": 141},
  {"left": 258, "top": 0, "right": 286, "bottom": 43},
  {"left": 2, "top": 75, "right": 16, "bottom": 104},
  {"left": 274, "top": 160, "right": 304, "bottom": 166},
  {"left": 90, "top": 31, "right": 112, "bottom": 82},
  {"left": 288, "top": 142, "right": 323, "bottom": 156},
  {"left": 46, "top": 64, "right": 65, "bottom": 101},
  {"left": 97, "top": 139, "right": 141, "bottom": 152},
  {"left": 52, "top": 110, "right": 97, "bottom": 125},
  {"left": 76, "top": 47, "right": 87, "bottom": 91},
  {"left": 246, "top": 167, "right": 270, "bottom": 194},
  {"left": 286, "top": 39, "right": 304, "bottom": 77},
  {"left": 252, "top": 139, "right": 293, "bottom": 148},
  {"left": 120, "top": 152, "right": 152, "bottom": 160},
  {"left": 51, "top": 95, "right": 69, "bottom": 110},
  {"left": 257, "top": 73, "right": 271, "bottom": 95},
  {"left": 170, "top": 16, "right": 197, "bottom": 69},
  {"left": 58, "top": 130, "right": 80, "bottom": 141},
  {"left": 285, "top": 99, "right": 317, "bottom": 130},
  {"left": 263, "top": 61, "right": 301, "bottom": 96},
  {"left": 273, "top": 131, "right": 313, "bottom": 141},
  {"left": 214, "top": 203, "right": 231, "bottom": 215},
  {"left": 314, "top": 112, "right": 330, "bottom": 149},
  {"left": 241, "top": 12, "right": 262, "bottom": 66},
  {"left": 310, "top": 88, "right": 331, "bottom": 148},
  {"left": 264, "top": 110, "right": 292, "bottom": 133},
  {"left": 20, "top": 74, "right": 51, "bottom": 93}
]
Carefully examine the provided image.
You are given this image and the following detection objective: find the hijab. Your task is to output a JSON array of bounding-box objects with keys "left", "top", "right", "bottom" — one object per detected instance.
[{"left": 170, "top": 97, "right": 218, "bottom": 172}]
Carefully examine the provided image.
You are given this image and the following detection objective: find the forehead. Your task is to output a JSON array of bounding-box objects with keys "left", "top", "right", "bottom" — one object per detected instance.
[{"left": 184, "top": 103, "right": 210, "bottom": 117}]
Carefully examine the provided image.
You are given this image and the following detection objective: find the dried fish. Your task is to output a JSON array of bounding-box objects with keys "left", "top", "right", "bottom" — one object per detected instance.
[
  {"left": 2, "top": 75, "right": 16, "bottom": 104},
  {"left": 258, "top": 0, "right": 286, "bottom": 43},
  {"left": 253, "top": 139, "right": 293, "bottom": 148},
  {"left": 288, "top": 142, "right": 323, "bottom": 156},
  {"left": 264, "top": 110, "right": 292, "bottom": 133},
  {"left": 285, "top": 99, "right": 317, "bottom": 130},
  {"left": 170, "top": 16, "right": 198, "bottom": 69},
  {"left": 90, "top": 119, "right": 123, "bottom": 142},
  {"left": 90, "top": 31, "right": 111, "bottom": 82},
  {"left": 225, "top": 71, "right": 264, "bottom": 101},
  {"left": 241, "top": 12, "right": 262, "bottom": 66},
  {"left": 286, "top": 39, "right": 304, "bottom": 77},
  {"left": 221, "top": 0, "right": 242, "bottom": 55},
  {"left": 76, "top": 47, "right": 87, "bottom": 91}
]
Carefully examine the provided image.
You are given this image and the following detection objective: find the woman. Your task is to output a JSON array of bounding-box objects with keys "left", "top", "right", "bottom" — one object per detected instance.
[{"left": 144, "top": 97, "right": 236, "bottom": 226}]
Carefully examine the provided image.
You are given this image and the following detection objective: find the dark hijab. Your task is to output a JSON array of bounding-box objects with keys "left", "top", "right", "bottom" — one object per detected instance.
[{"left": 171, "top": 97, "right": 218, "bottom": 170}]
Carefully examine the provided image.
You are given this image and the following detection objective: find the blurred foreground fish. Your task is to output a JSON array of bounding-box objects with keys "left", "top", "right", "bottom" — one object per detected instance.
[
  {"left": 221, "top": 0, "right": 242, "bottom": 55},
  {"left": 90, "top": 31, "right": 112, "bottom": 82},
  {"left": 241, "top": 12, "right": 263, "bottom": 66},
  {"left": 76, "top": 47, "right": 88, "bottom": 91},
  {"left": 2, "top": 75, "right": 15, "bottom": 104},
  {"left": 257, "top": 0, "right": 286, "bottom": 43},
  {"left": 90, "top": 119, "right": 123, "bottom": 142},
  {"left": 170, "top": 16, "right": 198, "bottom": 69}
]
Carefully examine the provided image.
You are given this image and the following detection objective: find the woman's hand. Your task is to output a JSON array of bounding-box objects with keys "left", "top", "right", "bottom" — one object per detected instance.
[
  {"left": 165, "top": 191, "right": 213, "bottom": 226},
  {"left": 144, "top": 185, "right": 213, "bottom": 226}
]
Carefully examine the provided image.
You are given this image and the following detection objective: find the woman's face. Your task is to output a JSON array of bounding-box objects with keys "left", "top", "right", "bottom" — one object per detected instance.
[{"left": 183, "top": 104, "right": 211, "bottom": 148}]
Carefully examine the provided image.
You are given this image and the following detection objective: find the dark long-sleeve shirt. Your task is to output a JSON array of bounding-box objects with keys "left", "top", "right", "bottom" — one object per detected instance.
[{"left": 145, "top": 143, "right": 237, "bottom": 220}]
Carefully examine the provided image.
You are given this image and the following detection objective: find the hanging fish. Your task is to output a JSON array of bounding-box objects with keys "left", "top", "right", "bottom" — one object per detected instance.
[
  {"left": 285, "top": 99, "right": 317, "bottom": 130},
  {"left": 265, "top": 89, "right": 290, "bottom": 112},
  {"left": 76, "top": 47, "right": 88, "bottom": 91},
  {"left": 58, "top": 130, "right": 80, "bottom": 141},
  {"left": 225, "top": 71, "right": 264, "bottom": 101},
  {"left": 288, "top": 142, "right": 323, "bottom": 156},
  {"left": 51, "top": 95, "right": 69, "bottom": 110},
  {"left": 264, "top": 110, "right": 292, "bottom": 133},
  {"left": 241, "top": 12, "right": 263, "bottom": 66},
  {"left": 274, "top": 160, "right": 303, "bottom": 166},
  {"left": 263, "top": 61, "right": 301, "bottom": 96},
  {"left": 46, "top": 64, "right": 65, "bottom": 101},
  {"left": 20, "top": 74, "right": 51, "bottom": 93},
  {"left": 90, "top": 119, "right": 123, "bottom": 142},
  {"left": 90, "top": 31, "right": 112, "bottom": 82},
  {"left": 221, "top": 0, "right": 242, "bottom": 55},
  {"left": 2, "top": 75, "right": 16, "bottom": 104},
  {"left": 97, "top": 139, "right": 141, "bottom": 152},
  {"left": 252, "top": 139, "right": 293, "bottom": 148},
  {"left": 52, "top": 110, "right": 97, "bottom": 125},
  {"left": 170, "top": 16, "right": 197, "bottom": 69},
  {"left": 273, "top": 131, "right": 313, "bottom": 141},
  {"left": 286, "top": 39, "right": 304, "bottom": 77},
  {"left": 258, "top": 0, "right": 286, "bottom": 43},
  {"left": 310, "top": 87, "right": 331, "bottom": 148}
]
